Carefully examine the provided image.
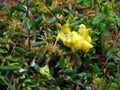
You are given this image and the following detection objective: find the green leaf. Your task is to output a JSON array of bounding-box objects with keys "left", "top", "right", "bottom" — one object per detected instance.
[
  {"left": 68, "top": 3, "right": 72, "bottom": 10},
  {"left": 47, "top": 17, "right": 56, "bottom": 24},
  {"left": 102, "top": 5, "right": 108, "bottom": 15},
  {"left": 114, "top": 2, "right": 120, "bottom": 10},
  {"left": 46, "top": 0, "right": 52, "bottom": 6},
  {"left": 26, "top": 18, "right": 34, "bottom": 29},
  {"left": 106, "top": 62, "right": 116, "bottom": 69},
  {"left": 103, "top": 83, "right": 111, "bottom": 90},
  {"left": 92, "top": 14, "right": 103, "bottom": 25},
  {"left": 24, "top": 79, "right": 32, "bottom": 83},
  {"left": 70, "top": 21, "right": 80, "bottom": 26},
  {"left": 4, "top": 56, "right": 13, "bottom": 61},
  {"left": 31, "top": 60, "right": 40, "bottom": 70},
  {"left": 89, "top": 63, "right": 100, "bottom": 73},
  {"left": 76, "top": 14, "right": 84, "bottom": 18},
  {"left": 117, "top": 40, "right": 120, "bottom": 47},
  {"left": 93, "top": 77, "right": 102, "bottom": 85},
  {"left": 114, "top": 56, "right": 120, "bottom": 62},
  {"left": 39, "top": 65, "right": 52, "bottom": 80},
  {"left": 55, "top": 56, "right": 64, "bottom": 68},
  {"left": 115, "top": 15, "right": 120, "bottom": 26},
  {"left": 106, "top": 50, "right": 112, "bottom": 58},
  {"left": 77, "top": 72, "right": 87, "bottom": 78},
  {"left": 63, "top": 9, "right": 69, "bottom": 14},
  {"left": 15, "top": 46, "right": 27, "bottom": 54},
  {"left": 3, "top": 2, "right": 11, "bottom": 18},
  {"left": 117, "top": 51, "right": 120, "bottom": 57},
  {"left": 114, "top": 25, "right": 118, "bottom": 34},
  {"left": 31, "top": 41, "right": 46, "bottom": 47},
  {"left": 30, "top": 7, "right": 37, "bottom": 13},
  {"left": 0, "top": 75, "right": 16, "bottom": 90},
  {"left": 36, "top": 51, "right": 46, "bottom": 64},
  {"left": 0, "top": 49, "right": 8, "bottom": 54},
  {"left": 0, "top": 66, "right": 20, "bottom": 70},
  {"left": 64, "top": 68, "right": 72, "bottom": 74},
  {"left": 0, "top": 3, "right": 4, "bottom": 8},
  {"left": 35, "top": 16, "right": 43, "bottom": 25},
  {"left": 107, "top": 16, "right": 115, "bottom": 23},
  {"left": 11, "top": 5, "right": 25, "bottom": 12},
  {"left": 12, "top": 32, "right": 28, "bottom": 38},
  {"left": 102, "top": 2, "right": 112, "bottom": 15},
  {"left": 83, "top": 0, "right": 93, "bottom": 5},
  {"left": 25, "top": 51, "right": 36, "bottom": 57},
  {"left": 3, "top": 2, "right": 10, "bottom": 13},
  {"left": 111, "top": 82, "right": 118, "bottom": 89},
  {"left": 77, "top": 0, "right": 83, "bottom": 4},
  {"left": 30, "top": 60, "right": 36, "bottom": 67},
  {"left": 52, "top": 7, "right": 62, "bottom": 14},
  {"left": 19, "top": 68, "right": 27, "bottom": 73}
]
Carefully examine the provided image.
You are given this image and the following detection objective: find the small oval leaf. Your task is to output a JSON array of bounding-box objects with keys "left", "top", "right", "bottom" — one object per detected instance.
[
  {"left": 46, "top": 0, "right": 52, "bottom": 6},
  {"left": 31, "top": 41, "right": 46, "bottom": 47},
  {"left": 26, "top": 18, "right": 34, "bottom": 29},
  {"left": 48, "top": 17, "right": 56, "bottom": 24},
  {"left": 25, "top": 51, "right": 36, "bottom": 57},
  {"left": 15, "top": 46, "right": 27, "bottom": 54},
  {"left": 0, "top": 66, "right": 20, "bottom": 70}
]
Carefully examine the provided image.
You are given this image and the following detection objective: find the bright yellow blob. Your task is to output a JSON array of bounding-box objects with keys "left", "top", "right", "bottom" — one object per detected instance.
[{"left": 56, "top": 23, "right": 93, "bottom": 52}]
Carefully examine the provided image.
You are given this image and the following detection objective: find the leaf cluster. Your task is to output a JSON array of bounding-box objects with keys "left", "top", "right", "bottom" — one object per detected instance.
[{"left": 0, "top": 0, "right": 120, "bottom": 90}]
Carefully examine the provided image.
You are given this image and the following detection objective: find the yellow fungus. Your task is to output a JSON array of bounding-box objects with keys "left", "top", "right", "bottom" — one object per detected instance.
[{"left": 56, "top": 22, "right": 93, "bottom": 52}]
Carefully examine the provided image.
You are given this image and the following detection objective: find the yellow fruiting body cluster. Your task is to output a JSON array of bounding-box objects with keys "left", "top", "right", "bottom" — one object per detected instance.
[{"left": 56, "top": 22, "right": 93, "bottom": 52}]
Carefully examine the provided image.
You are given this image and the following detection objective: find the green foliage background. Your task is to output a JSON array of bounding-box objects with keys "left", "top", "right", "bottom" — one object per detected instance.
[{"left": 0, "top": 0, "right": 120, "bottom": 90}]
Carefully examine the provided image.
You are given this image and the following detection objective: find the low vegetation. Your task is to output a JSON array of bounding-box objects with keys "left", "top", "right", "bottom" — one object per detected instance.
[{"left": 0, "top": 0, "right": 120, "bottom": 90}]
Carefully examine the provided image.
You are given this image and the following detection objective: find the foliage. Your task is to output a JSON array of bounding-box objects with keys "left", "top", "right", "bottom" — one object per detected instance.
[{"left": 0, "top": 0, "right": 120, "bottom": 90}]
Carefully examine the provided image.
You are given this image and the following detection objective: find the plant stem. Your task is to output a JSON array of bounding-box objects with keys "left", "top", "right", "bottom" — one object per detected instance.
[
  {"left": 27, "top": 29, "right": 31, "bottom": 52},
  {"left": 41, "top": 0, "right": 61, "bottom": 24},
  {"left": 33, "top": 46, "right": 45, "bottom": 60},
  {"left": 26, "top": 0, "right": 31, "bottom": 51},
  {"left": 100, "top": 57, "right": 110, "bottom": 71}
]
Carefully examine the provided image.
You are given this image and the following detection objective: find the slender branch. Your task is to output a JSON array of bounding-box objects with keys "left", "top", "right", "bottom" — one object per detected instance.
[
  {"left": 10, "top": 38, "right": 18, "bottom": 56},
  {"left": 33, "top": 46, "right": 45, "bottom": 60},
  {"left": 27, "top": 28, "right": 31, "bottom": 52},
  {"left": 46, "top": 54, "right": 52, "bottom": 65},
  {"left": 101, "top": 31, "right": 120, "bottom": 71},
  {"left": 10, "top": 22, "right": 23, "bottom": 55},
  {"left": 41, "top": 0, "right": 61, "bottom": 24},
  {"left": 26, "top": 0, "right": 31, "bottom": 51},
  {"left": 26, "top": 0, "right": 29, "bottom": 5},
  {"left": 100, "top": 57, "right": 110, "bottom": 71}
]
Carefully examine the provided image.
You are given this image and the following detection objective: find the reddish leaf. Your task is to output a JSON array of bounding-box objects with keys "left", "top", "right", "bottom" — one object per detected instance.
[
  {"left": 6, "top": 0, "right": 15, "bottom": 6},
  {"left": 76, "top": 85, "right": 80, "bottom": 90},
  {"left": 103, "top": 68, "right": 107, "bottom": 74}
]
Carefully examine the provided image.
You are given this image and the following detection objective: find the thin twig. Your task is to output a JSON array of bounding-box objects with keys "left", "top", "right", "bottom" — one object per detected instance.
[
  {"left": 41, "top": 0, "right": 61, "bottom": 24},
  {"left": 46, "top": 54, "right": 53, "bottom": 65},
  {"left": 26, "top": 0, "right": 29, "bottom": 5},
  {"left": 10, "top": 22, "right": 23, "bottom": 55},
  {"left": 33, "top": 46, "right": 45, "bottom": 60},
  {"left": 100, "top": 57, "right": 110, "bottom": 71},
  {"left": 28, "top": 30, "right": 31, "bottom": 51},
  {"left": 26, "top": 0, "right": 31, "bottom": 52},
  {"left": 10, "top": 38, "right": 18, "bottom": 56}
]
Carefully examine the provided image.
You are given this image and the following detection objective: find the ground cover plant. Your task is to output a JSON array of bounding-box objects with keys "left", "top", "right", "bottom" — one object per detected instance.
[{"left": 0, "top": 0, "right": 120, "bottom": 90}]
